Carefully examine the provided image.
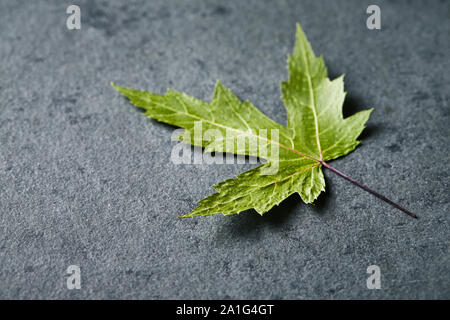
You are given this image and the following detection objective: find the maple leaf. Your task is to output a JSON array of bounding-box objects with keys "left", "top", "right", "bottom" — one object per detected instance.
[{"left": 112, "top": 24, "right": 417, "bottom": 219}]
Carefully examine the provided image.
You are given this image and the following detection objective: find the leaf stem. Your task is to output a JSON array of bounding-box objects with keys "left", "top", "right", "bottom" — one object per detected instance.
[{"left": 320, "top": 161, "right": 418, "bottom": 219}]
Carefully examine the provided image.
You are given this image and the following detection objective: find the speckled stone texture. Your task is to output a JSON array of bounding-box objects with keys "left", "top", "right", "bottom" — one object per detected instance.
[{"left": 0, "top": 0, "right": 448, "bottom": 299}]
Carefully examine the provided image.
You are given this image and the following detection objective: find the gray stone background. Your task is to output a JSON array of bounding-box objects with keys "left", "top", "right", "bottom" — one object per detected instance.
[{"left": 0, "top": 0, "right": 448, "bottom": 299}]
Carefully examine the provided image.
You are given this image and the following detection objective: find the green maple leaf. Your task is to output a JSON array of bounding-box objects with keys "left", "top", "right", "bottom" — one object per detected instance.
[{"left": 112, "top": 24, "right": 417, "bottom": 219}]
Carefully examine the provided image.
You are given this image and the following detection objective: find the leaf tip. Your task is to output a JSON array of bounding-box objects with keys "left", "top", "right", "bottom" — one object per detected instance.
[
  {"left": 179, "top": 211, "right": 198, "bottom": 218},
  {"left": 111, "top": 82, "right": 125, "bottom": 94},
  {"left": 364, "top": 107, "right": 375, "bottom": 119}
]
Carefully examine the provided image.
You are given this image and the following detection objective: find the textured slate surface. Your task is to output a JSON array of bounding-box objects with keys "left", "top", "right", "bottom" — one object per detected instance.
[{"left": 0, "top": 0, "right": 448, "bottom": 299}]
